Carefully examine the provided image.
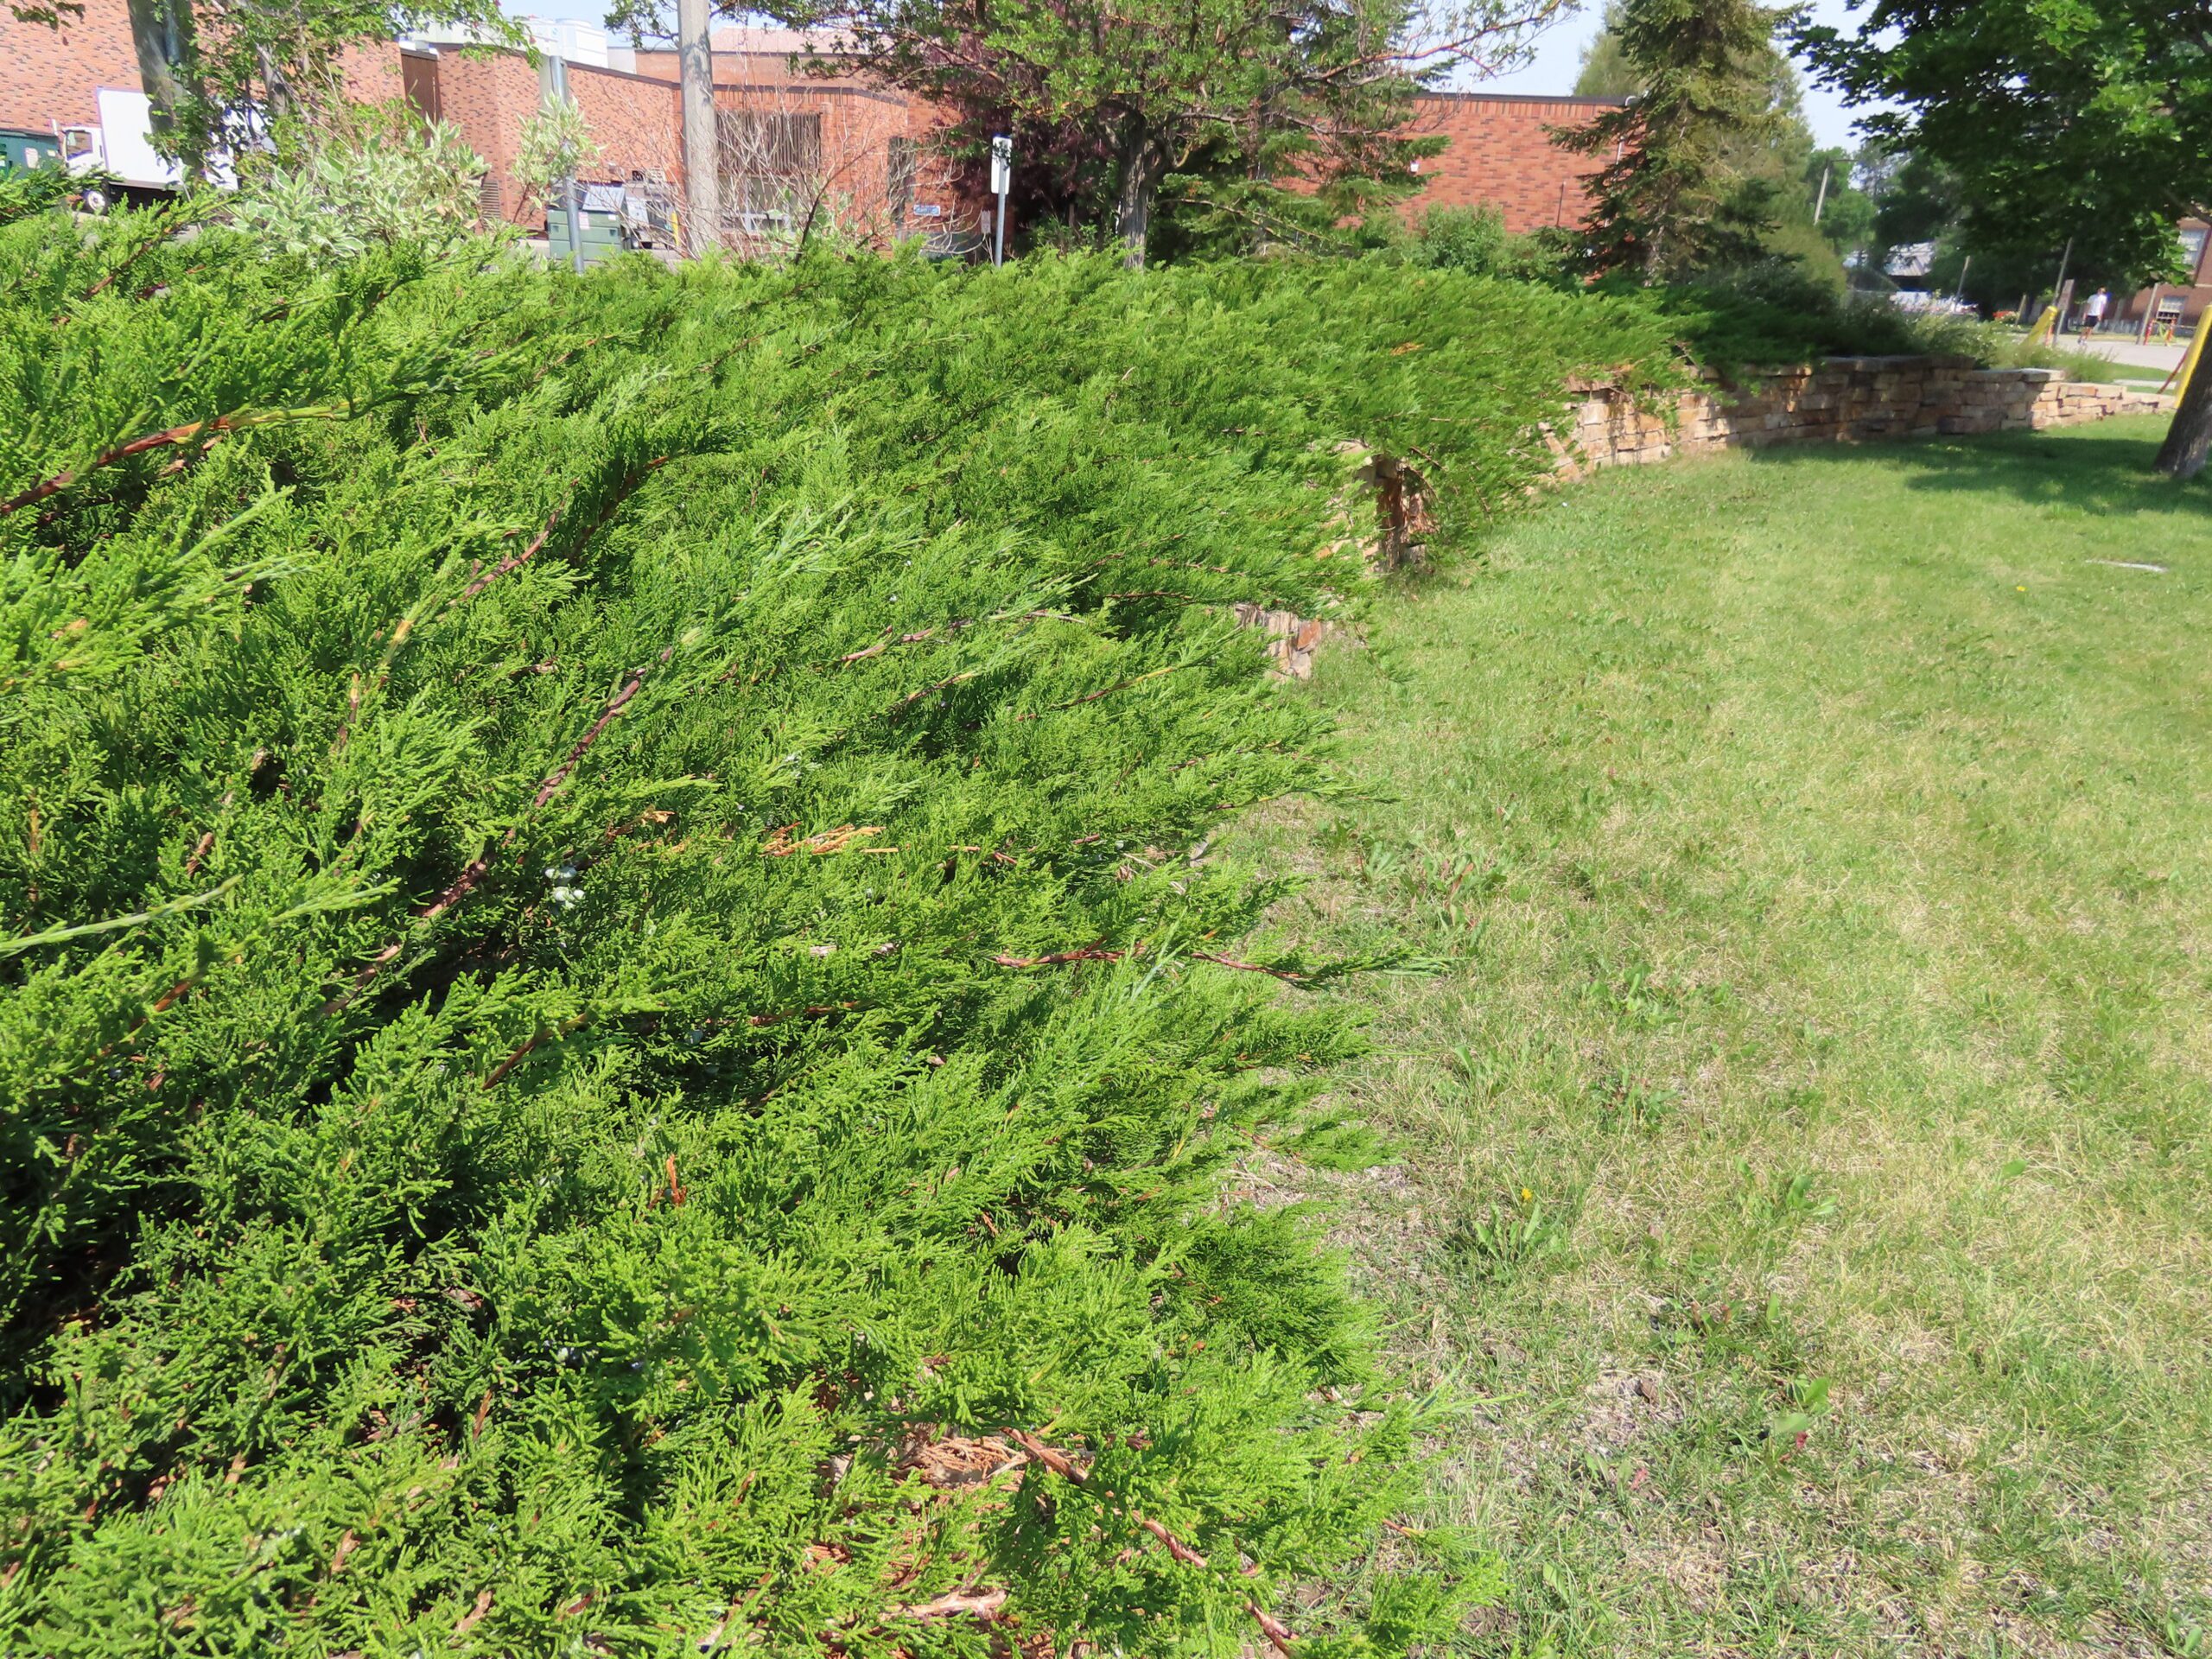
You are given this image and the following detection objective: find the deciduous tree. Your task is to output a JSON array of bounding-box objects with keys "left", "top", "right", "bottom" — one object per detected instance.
[
  {"left": 11, "top": 0, "right": 518, "bottom": 178},
  {"left": 753, "top": 0, "right": 1573, "bottom": 265},
  {"left": 1797, "top": 0, "right": 2212, "bottom": 476}
]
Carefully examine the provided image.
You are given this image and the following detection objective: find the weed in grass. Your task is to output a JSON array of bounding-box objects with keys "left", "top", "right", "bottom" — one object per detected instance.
[
  {"left": 1447, "top": 1194, "right": 1572, "bottom": 1284},
  {"left": 1592, "top": 1069, "right": 1681, "bottom": 1132},
  {"left": 1580, "top": 961, "right": 1679, "bottom": 1029},
  {"left": 1749, "top": 1164, "right": 1839, "bottom": 1228}
]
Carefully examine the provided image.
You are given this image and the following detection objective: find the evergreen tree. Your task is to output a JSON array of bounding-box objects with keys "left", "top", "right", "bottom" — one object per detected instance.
[
  {"left": 1573, "top": 2, "right": 1637, "bottom": 99},
  {"left": 1560, "top": 0, "right": 1789, "bottom": 280}
]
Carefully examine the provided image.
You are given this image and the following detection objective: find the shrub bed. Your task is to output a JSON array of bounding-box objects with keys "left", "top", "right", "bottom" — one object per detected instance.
[{"left": 0, "top": 194, "right": 1672, "bottom": 1656}]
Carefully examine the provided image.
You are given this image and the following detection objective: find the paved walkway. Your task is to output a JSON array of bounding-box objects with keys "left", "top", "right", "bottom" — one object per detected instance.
[{"left": 2074, "top": 336, "right": 2186, "bottom": 376}]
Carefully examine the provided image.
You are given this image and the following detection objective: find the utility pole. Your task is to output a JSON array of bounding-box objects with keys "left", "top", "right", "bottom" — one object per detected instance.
[
  {"left": 1813, "top": 162, "right": 1831, "bottom": 226},
  {"left": 677, "top": 0, "right": 719, "bottom": 258},
  {"left": 546, "top": 54, "right": 586, "bottom": 276}
]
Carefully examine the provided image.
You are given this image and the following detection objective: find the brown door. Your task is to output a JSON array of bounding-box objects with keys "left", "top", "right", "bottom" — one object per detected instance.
[{"left": 401, "top": 50, "right": 442, "bottom": 124}]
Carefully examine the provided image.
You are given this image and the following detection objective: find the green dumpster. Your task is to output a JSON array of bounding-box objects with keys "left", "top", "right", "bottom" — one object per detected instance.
[
  {"left": 1, "top": 130, "right": 64, "bottom": 175},
  {"left": 543, "top": 203, "right": 626, "bottom": 266}
]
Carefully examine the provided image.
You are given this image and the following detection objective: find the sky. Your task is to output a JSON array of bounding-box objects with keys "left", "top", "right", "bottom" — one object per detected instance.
[{"left": 507, "top": 0, "right": 1880, "bottom": 152}]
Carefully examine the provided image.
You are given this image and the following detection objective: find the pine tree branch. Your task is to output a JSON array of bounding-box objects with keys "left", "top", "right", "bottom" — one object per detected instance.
[
  {"left": 1, "top": 406, "right": 352, "bottom": 516},
  {"left": 532, "top": 663, "right": 652, "bottom": 808},
  {"left": 453, "top": 458, "right": 667, "bottom": 607},
  {"left": 77, "top": 209, "right": 193, "bottom": 304},
  {"left": 1191, "top": 951, "right": 1307, "bottom": 982},
  {"left": 0, "top": 875, "right": 241, "bottom": 958},
  {"left": 1014, "top": 661, "right": 1187, "bottom": 720},
  {"left": 989, "top": 941, "right": 1307, "bottom": 981},
  {"left": 989, "top": 944, "right": 1122, "bottom": 968},
  {"left": 884, "top": 1586, "right": 1010, "bottom": 1622}
]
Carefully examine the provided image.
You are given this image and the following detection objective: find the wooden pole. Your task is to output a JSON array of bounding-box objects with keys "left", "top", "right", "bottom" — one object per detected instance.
[{"left": 677, "top": 0, "right": 719, "bottom": 258}]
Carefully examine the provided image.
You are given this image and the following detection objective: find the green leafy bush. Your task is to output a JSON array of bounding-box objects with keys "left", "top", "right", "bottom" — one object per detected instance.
[
  {"left": 0, "top": 198, "right": 1680, "bottom": 1653},
  {"left": 1598, "top": 258, "right": 2063, "bottom": 371},
  {"left": 512, "top": 95, "right": 602, "bottom": 210},
  {"left": 1404, "top": 205, "right": 1576, "bottom": 287},
  {"left": 228, "top": 112, "right": 491, "bottom": 265}
]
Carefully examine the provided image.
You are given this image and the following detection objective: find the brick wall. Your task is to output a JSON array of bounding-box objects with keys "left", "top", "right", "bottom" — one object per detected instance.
[
  {"left": 2120, "top": 215, "right": 2211, "bottom": 334},
  {"left": 634, "top": 48, "right": 971, "bottom": 238},
  {"left": 563, "top": 61, "right": 683, "bottom": 193},
  {"left": 1554, "top": 357, "right": 2175, "bottom": 474},
  {"left": 1403, "top": 93, "right": 1614, "bottom": 235},
  {"left": 3, "top": 3, "right": 1609, "bottom": 248},
  {"left": 1, "top": 3, "right": 138, "bottom": 134},
  {"left": 355, "top": 46, "right": 683, "bottom": 226}
]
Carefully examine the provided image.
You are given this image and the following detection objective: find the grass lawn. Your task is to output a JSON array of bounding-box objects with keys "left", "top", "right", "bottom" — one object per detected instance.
[{"left": 1262, "top": 417, "right": 2211, "bottom": 1657}]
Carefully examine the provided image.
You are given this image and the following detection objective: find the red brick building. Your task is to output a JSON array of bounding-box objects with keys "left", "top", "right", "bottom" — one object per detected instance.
[
  {"left": 0, "top": 0, "right": 137, "bottom": 133},
  {"left": 2117, "top": 218, "right": 2211, "bottom": 337},
  {"left": 2, "top": 2, "right": 1610, "bottom": 251},
  {"left": 1407, "top": 92, "right": 1614, "bottom": 235}
]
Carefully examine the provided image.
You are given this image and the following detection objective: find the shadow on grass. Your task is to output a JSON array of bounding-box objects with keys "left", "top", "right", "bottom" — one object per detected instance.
[{"left": 1744, "top": 424, "right": 2212, "bottom": 520}]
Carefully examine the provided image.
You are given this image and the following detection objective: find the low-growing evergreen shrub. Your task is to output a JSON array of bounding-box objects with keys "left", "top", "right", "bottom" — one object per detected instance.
[{"left": 0, "top": 186, "right": 1669, "bottom": 1654}]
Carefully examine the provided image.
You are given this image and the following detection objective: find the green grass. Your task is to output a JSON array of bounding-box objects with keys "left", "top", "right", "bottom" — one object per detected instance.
[{"left": 1261, "top": 418, "right": 2212, "bottom": 1657}]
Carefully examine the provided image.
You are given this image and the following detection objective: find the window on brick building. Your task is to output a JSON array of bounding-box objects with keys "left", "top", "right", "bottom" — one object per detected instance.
[
  {"left": 718, "top": 111, "right": 822, "bottom": 177},
  {"left": 2180, "top": 226, "right": 2208, "bottom": 282},
  {"left": 719, "top": 110, "right": 824, "bottom": 226},
  {"left": 887, "top": 136, "right": 916, "bottom": 221}
]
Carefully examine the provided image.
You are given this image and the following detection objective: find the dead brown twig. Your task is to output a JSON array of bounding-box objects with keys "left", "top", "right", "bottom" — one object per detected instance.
[{"left": 1, "top": 405, "right": 349, "bottom": 516}]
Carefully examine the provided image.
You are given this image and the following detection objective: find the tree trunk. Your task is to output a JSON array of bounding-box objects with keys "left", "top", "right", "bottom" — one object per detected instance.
[
  {"left": 125, "top": 0, "right": 205, "bottom": 181},
  {"left": 2155, "top": 349, "right": 2212, "bottom": 480},
  {"left": 1114, "top": 116, "right": 1162, "bottom": 270},
  {"left": 253, "top": 42, "right": 295, "bottom": 128}
]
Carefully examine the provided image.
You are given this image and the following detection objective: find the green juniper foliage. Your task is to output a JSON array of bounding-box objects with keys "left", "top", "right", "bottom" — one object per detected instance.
[{"left": 0, "top": 184, "right": 1671, "bottom": 1656}]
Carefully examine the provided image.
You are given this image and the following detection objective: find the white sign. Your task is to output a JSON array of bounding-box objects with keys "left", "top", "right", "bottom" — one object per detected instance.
[{"left": 989, "top": 134, "right": 1012, "bottom": 196}]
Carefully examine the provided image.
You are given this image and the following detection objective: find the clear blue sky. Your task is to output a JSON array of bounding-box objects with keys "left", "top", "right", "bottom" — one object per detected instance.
[{"left": 510, "top": 0, "right": 1880, "bottom": 151}]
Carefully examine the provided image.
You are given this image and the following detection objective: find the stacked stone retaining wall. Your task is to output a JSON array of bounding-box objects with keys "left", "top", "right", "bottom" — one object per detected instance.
[{"left": 1555, "top": 355, "right": 2173, "bottom": 474}]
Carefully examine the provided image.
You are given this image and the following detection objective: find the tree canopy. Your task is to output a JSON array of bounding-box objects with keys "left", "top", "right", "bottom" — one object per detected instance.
[
  {"left": 1572, "top": 1, "right": 1637, "bottom": 98},
  {"left": 1796, "top": 1, "right": 2209, "bottom": 292},
  {"left": 759, "top": 0, "right": 1573, "bottom": 264},
  {"left": 1797, "top": 1, "right": 2212, "bottom": 474}
]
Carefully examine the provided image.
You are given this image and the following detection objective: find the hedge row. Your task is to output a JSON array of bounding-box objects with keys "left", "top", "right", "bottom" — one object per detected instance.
[{"left": 0, "top": 195, "right": 1675, "bottom": 1656}]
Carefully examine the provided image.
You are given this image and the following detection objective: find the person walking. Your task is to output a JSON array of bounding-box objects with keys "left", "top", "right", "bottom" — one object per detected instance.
[{"left": 2082, "top": 288, "right": 2111, "bottom": 334}]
